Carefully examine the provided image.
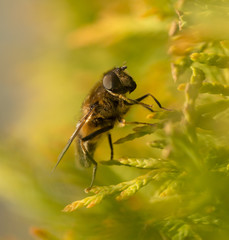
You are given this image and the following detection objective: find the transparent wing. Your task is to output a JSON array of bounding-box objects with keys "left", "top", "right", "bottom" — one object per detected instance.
[{"left": 52, "top": 106, "right": 95, "bottom": 172}]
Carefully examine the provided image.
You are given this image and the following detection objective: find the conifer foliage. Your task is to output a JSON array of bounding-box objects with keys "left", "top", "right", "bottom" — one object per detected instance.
[{"left": 1, "top": 1, "right": 229, "bottom": 239}]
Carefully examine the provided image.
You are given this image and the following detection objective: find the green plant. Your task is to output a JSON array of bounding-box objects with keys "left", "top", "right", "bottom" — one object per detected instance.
[
  {"left": 1, "top": 1, "right": 229, "bottom": 240},
  {"left": 58, "top": 1, "right": 229, "bottom": 239}
]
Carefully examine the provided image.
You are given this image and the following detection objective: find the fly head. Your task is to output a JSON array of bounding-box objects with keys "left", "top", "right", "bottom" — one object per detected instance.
[{"left": 103, "top": 66, "right": 137, "bottom": 94}]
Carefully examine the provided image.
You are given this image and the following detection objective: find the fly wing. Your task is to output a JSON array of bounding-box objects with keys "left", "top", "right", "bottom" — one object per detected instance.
[{"left": 52, "top": 106, "right": 95, "bottom": 172}]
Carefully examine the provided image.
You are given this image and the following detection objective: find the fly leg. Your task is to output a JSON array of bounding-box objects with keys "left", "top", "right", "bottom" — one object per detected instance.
[
  {"left": 79, "top": 138, "right": 97, "bottom": 190},
  {"left": 80, "top": 125, "right": 113, "bottom": 189},
  {"left": 135, "top": 93, "right": 169, "bottom": 111},
  {"left": 117, "top": 94, "right": 170, "bottom": 127},
  {"left": 119, "top": 118, "right": 155, "bottom": 126},
  {"left": 107, "top": 90, "right": 169, "bottom": 112},
  {"left": 108, "top": 133, "right": 113, "bottom": 160}
]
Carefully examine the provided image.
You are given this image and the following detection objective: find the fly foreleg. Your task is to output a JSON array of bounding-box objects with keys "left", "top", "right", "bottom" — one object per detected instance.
[{"left": 135, "top": 93, "right": 169, "bottom": 111}]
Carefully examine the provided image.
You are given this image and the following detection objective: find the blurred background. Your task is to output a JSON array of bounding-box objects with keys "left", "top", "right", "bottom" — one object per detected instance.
[
  {"left": 1, "top": 0, "right": 229, "bottom": 239},
  {"left": 1, "top": 1, "right": 175, "bottom": 239}
]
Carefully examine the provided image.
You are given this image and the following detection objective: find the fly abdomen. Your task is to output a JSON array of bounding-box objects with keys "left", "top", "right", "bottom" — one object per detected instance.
[{"left": 76, "top": 138, "right": 97, "bottom": 168}]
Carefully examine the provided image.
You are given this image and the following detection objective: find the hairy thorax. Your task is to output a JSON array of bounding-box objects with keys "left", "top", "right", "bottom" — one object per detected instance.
[{"left": 79, "top": 82, "right": 130, "bottom": 140}]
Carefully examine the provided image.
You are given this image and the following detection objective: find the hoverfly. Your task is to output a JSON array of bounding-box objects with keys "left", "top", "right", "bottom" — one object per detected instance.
[{"left": 53, "top": 66, "right": 166, "bottom": 189}]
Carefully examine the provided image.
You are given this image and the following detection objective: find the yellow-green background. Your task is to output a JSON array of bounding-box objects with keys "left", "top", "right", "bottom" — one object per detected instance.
[{"left": 1, "top": 0, "right": 229, "bottom": 239}]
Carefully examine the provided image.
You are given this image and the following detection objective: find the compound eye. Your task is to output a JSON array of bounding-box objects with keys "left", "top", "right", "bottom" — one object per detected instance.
[{"left": 103, "top": 72, "right": 122, "bottom": 91}]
